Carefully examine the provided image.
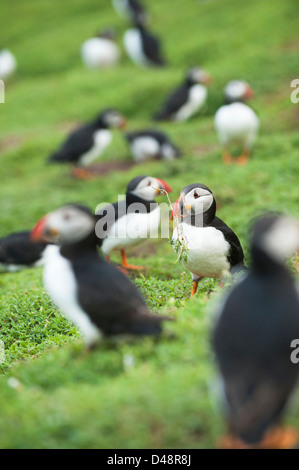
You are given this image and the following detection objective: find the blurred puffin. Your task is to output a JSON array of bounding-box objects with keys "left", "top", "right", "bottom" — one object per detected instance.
[
  {"left": 96, "top": 175, "right": 172, "bottom": 270},
  {"left": 153, "top": 67, "right": 212, "bottom": 122},
  {"left": 212, "top": 213, "right": 299, "bottom": 449},
  {"left": 31, "top": 204, "right": 172, "bottom": 347},
  {"left": 214, "top": 80, "right": 260, "bottom": 165},
  {"left": 112, "top": 0, "right": 148, "bottom": 24},
  {"left": 0, "top": 230, "right": 57, "bottom": 273},
  {"left": 172, "top": 183, "right": 245, "bottom": 297},
  {"left": 81, "top": 29, "right": 121, "bottom": 68},
  {"left": 123, "top": 21, "right": 165, "bottom": 67},
  {"left": 125, "top": 129, "right": 181, "bottom": 162},
  {"left": 48, "top": 109, "right": 126, "bottom": 179},
  {"left": 0, "top": 49, "right": 17, "bottom": 80}
]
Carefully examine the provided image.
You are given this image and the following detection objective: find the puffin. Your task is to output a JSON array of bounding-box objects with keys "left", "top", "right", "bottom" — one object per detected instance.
[
  {"left": 80, "top": 29, "right": 121, "bottom": 68},
  {"left": 48, "top": 109, "right": 126, "bottom": 178},
  {"left": 95, "top": 175, "right": 172, "bottom": 270},
  {"left": 125, "top": 129, "right": 182, "bottom": 162},
  {"left": 0, "top": 230, "right": 57, "bottom": 273},
  {"left": 0, "top": 49, "right": 17, "bottom": 80},
  {"left": 212, "top": 213, "right": 299, "bottom": 449},
  {"left": 171, "top": 183, "right": 245, "bottom": 297},
  {"left": 123, "top": 21, "right": 165, "bottom": 67},
  {"left": 153, "top": 67, "right": 212, "bottom": 122},
  {"left": 30, "top": 204, "right": 172, "bottom": 348},
  {"left": 112, "top": 0, "right": 148, "bottom": 24},
  {"left": 214, "top": 80, "right": 260, "bottom": 165}
]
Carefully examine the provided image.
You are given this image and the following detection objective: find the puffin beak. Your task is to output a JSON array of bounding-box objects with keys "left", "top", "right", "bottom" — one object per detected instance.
[
  {"left": 204, "top": 73, "right": 212, "bottom": 85},
  {"left": 30, "top": 216, "right": 58, "bottom": 242},
  {"left": 119, "top": 118, "right": 127, "bottom": 130},
  {"left": 156, "top": 179, "right": 173, "bottom": 195},
  {"left": 171, "top": 196, "right": 181, "bottom": 220},
  {"left": 245, "top": 85, "right": 254, "bottom": 99}
]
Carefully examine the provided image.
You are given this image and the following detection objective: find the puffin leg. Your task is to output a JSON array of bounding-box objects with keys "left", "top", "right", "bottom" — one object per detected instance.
[
  {"left": 222, "top": 149, "right": 233, "bottom": 165},
  {"left": 217, "top": 427, "right": 299, "bottom": 450},
  {"left": 190, "top": 280, "right": 199, "bottom": 298},
  {"left": 237, "top": 149, "right": 250, "bottom": 165},
  {"left": 106, "top": 254, "right": 129, "bottom": 275},
  {"left": 121, "top": 250, "right": 145, "bottom": 271},
  {"left": 71, "top": 167, "right": 95, "bottom": 180}
]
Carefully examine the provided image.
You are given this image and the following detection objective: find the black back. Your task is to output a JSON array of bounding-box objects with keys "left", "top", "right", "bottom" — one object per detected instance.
[
  {"left": 48, "top": 124, "right": 96, "bottom": 164},
  {"left": 153, "top": 84, "right": 189, "bottom": 121},
  {"left": 138, "top": 25, "right": 165, "bottom": 66},
  {"left": 125, "top": 129, "right": 169, "bottom": 145},
  {"left": 0, "top": 231, "right": 47, "bottom": 266}
]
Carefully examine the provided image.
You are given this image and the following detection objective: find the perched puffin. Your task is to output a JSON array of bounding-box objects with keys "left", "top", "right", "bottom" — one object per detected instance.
[
  {"left": 31, "top": 204, "right": 172, "bottom": 348},
  {"left": 112, "top": 0, "right": 148, "bottom": 24},
  {"left": 171, "top": 183, "right": 245, "bottom": 297},
  {"left": 96, "top": 175, "right": 172, "bottom": 270},
  {"left": 48, "top": 109, "right": 126, "bottom": 178},
  {"left": 214, "top": 80, "right": 260, "bottom": 165},
  {"left": 123, "top": 21, "right": 165, "bottom": 67},
  {"left": 80, "top": 29, "right": 121, "bottom": 68},
  {"left": 0, "top": 49, "right": 17, "bottom": 80},
  {"left": 0, "top": 230, "right": 57, "bottom": 273},
  {"left": 153, "top": 67, "right": 212, "bottom": 122},
  {"left": 212, "top": 213, "right": 299, "bottom": 449},
  {"left": 125, "top": 129, "right": 181, "bottom": 162}
]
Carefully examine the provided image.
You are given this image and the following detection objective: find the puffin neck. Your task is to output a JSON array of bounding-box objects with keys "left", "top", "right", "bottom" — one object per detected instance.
[
  {"left": 126, "top": 192, "right": 157, "bottom": 213},
  {"left": 250, "top": 244, "right": 290, "bottom": 278},
  {"left": 91, "top": 118, "right": 108, "bottom": 130},
  {"left": 60, "top": 231, "right": 99, "bottom": 260}
]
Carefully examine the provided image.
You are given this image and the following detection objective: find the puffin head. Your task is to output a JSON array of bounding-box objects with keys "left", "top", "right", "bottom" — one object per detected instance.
[
  {"left": 30, "top": 205, "right": 95, "bottom": 246},
  {"left": 127, "top": 175, "right": 172, "bottom": 201},
  {"left": 172, "top": 183, "right": 215, "bottom": 222},
  {"left": 224, "top": 80, "right": 254, "bottom": 103},
  {"left": 94, "top": 109, "right": 127, "bottom": 129},
  {"left": 187, "top": 67, "right": 212, "bottom": 86},
  {"left": 251, "top": 213, "right": 299, "bottom": 264}
]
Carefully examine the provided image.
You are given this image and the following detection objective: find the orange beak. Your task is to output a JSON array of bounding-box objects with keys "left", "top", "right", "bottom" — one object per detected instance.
[
  {"left": 245, "top": 85, "right": 254, "bottom": 100},
  {"left": 30, "top": 216, "right": 48, "bottom": 242},
  {"left": 156, "top": 179, "right": 172, "bottom": 194},
  {"left": 171, "top": 196, "right": 181, "bottom": 220},
  {"left": 119, "top": 118, "right": 127, "bottom": 130}
]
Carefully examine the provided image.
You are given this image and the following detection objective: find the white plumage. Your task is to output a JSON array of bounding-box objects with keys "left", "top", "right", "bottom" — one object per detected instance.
[
  {"left": 81, "top": 37, "right": 120, "bottom": 68},
  {"left": 175, "top": 84, "right": 207, "bottom": 121},
  {"left": 0, "top": 49, "right": 17, "bottom": 80},
  {"left": 123, "top": 29, "right": 147, "bottom": 66},
  {"left": 79, "top": 129, "right": 112, "bottom": 166}
]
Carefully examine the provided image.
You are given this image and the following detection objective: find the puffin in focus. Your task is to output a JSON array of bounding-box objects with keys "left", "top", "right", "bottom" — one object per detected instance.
[
  {"left": 171, "top": 183, "right": 245, "bottom": 297},
  {"left": 81, "top": 29, "right": 121, "bottom": 68},
  {"left": 123, "top": 21, "right": 165, "bottom": 67},
  {"left": 31, "top": 204, "right": 172, "bottom": 348},
  {"left": 125, "top": 129, "right": 181, "bottom": 162},
  {"left": 48, "top": 109, "right": 126, "bottom": 179},
  {"left": 153, "top": 67, "right": 212, "bottom": 122},
  {"left": 212, "top": 213, "right": 299, "bottom": 449},
  {"left": 0, "top": 49, "right": 17, "bottom": 80},
  {"left": 0, "top": 230, "right": 57, "bottom": 273},
  {"left": 96, "top": 175, "right": 172, "bottom": 271},
  {"left": 112, "top": 0, "right": 148, "bottom": 24},
  {"left": 214, "top": 80, "right": 260, "bottom": 165}
]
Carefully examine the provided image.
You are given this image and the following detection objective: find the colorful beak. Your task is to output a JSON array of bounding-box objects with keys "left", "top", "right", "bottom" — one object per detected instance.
[
  {"left": 30, "top": 216, "right": 48, "bottom": 242},
  {"left": 245, "top": 85, "right": 254, "bottom": 99},
  {"left": 119, "top": 118, "right": 127, "bottom": 129},
  {"left": 171, "top": 196, "right": 181, "bottom": 220},
  {"left": 156, "top": 179, "right": 173, "bottom": 194}
]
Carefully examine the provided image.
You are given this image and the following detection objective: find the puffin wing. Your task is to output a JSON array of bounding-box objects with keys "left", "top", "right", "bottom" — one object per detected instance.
[
  {"left": 48, "top": 125, "right": 95, "bottom": 163},
  {"left": 0, "top": 231, "right": 46, "bottom": 265},
  {"left": 211, "top": 216, "right": 245, "bottom": 268},
  {"left": 154, "top": 85, "right": 189, "bottom": 120},
  {"left": 141, "top": 30, "right": 165, "bottom": 66}
]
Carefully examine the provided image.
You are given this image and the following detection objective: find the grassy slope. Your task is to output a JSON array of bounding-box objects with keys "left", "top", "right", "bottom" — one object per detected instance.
[{"left": 0, "top": 0, "right": 298, "bottom": 449}]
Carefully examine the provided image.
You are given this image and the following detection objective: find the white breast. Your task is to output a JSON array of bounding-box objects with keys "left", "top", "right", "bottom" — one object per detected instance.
[
  {"left": 123, "top": 29, "right": 148, "bottom": 66},
  {"left": 79, "top": 129, "right": 112, "bottom": 166},
  {"left": 81, "top": 38, "right": 120, "bottom": 68},
  {"left": 130, "top": 137, "right": 161, "bottom": 162},
  {"left": 214, "top": 102, "right": 260, "bottom": 149},
  {"left": 0, "top": 50, "right": 17, "bottom": 80},
  {"left": 43, "top": 248, "right": 102, "bottom": 347},
  {"left": 172, "top": 223, "right": 231, "bottom": 280},
  {"left": 175, "top": 85, "right": 207, "bottom": 121},
  {"left": 102, "top": 205, "right": 161, "bottom": 255}
]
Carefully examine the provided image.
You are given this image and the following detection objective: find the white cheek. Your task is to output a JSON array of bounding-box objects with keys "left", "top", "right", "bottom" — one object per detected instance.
[{"left": 261, "top": 219, "right": 299, "bottom": 261}]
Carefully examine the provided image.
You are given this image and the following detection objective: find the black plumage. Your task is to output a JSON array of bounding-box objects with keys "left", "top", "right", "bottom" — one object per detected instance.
[
  {"left": 0, "top": 230, "right": 48, "bottom": 271},
  {"left": 138, "top": 24, "right": 165, "bottom": 66},
  {"left": 154, "top": 85, "right": 189, "bottom": 121},
  {"left": 212, "top": 214, "right": 299, "bottom": 448},
  {"left": 125, "top": 129, "right": 181, "bottom": 161}
]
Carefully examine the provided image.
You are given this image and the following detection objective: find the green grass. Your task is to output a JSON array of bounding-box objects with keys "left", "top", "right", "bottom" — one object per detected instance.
[{"left": 0, "top": 0, "right": 299, "bottom": 449}]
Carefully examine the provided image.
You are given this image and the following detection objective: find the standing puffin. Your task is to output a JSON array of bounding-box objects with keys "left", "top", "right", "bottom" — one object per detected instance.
[
  {"left": 31, "top": 204, "right": 172, "bottom": 348},
  {"left": 125, "top": 129, "right": 181, "bottom": 162},
  {"left": 123, "top": 21, "right": 165, "bottom": 67},
  {"left": 0, "top": 230, "right": 57, "bottom": 273},
  {"left": 214, "top": 80, "right": 260, "bottom": 165},
  {"left": 80, "top": 29, "right": 121, "bottom": 68},
  {"left": 0, "top": 49, "right": 17, "bottom": 80},
  {"left": 112, "top": 0, "right": 148, "bottom": 24},
  {"left": 48, "top": 109, "right": 126, "bottom": 178},
  {"left": 212, "top": 213, "right": 299, "bottom": 449},
  {"left": 171, "top": 183, "right": 245, "bottom": 297},
  {"left": 96, "top": 175, "right": 172, "bottom": 270},
  {"left": 153, "top": 67, "right": 212, "bottom": 122}
]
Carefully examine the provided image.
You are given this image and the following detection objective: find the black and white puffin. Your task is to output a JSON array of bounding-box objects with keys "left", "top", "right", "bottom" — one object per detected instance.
[
  {"left": 96, "top": 175, "right": 172, "bottom": 270},
  {"left": 31, "top": 204, "right": 172, "bottom": 348},
  {"left": 0, "top": 48, "right": 17, "bottom": 80},
  {"left": 214, "top": 80, "right": 260, "bottom": 165},
  {"left": 153, "top": 67, "right": 212, "bottom": 122},
  {"left": 123, "top": 21, "right": 165, "bottom": 67},
  {"left": 212, "top": 213, "right": 299, "bottom": 449},
  {"left": 48, "top": 109, "right": 127, "bottom": 178},
  {"left": 112, "top": 0, "right": 148, "bottom": 24},
  {"left": 171, "top": 183, "right": 245, "bottom": 297},
  {"left": 125, "top": 129, "right": 181, "bottom": 162},
  {"left": 0, "top": 230, "right": 57, "bottom": 273},
  {"left": 80, "top": 29, "right": 121, "bottom": 68}
]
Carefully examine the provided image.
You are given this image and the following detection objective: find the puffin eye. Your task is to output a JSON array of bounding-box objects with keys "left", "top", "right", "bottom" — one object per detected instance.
[
  {"left": 63, "top": 213, "right": 71, "bottom": 220},
  {"left": 147, "top": 181, "right": 152, "bottom": 186},
  {"left": 194, "top": 191, "right": 200, "bottom": 199}
]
